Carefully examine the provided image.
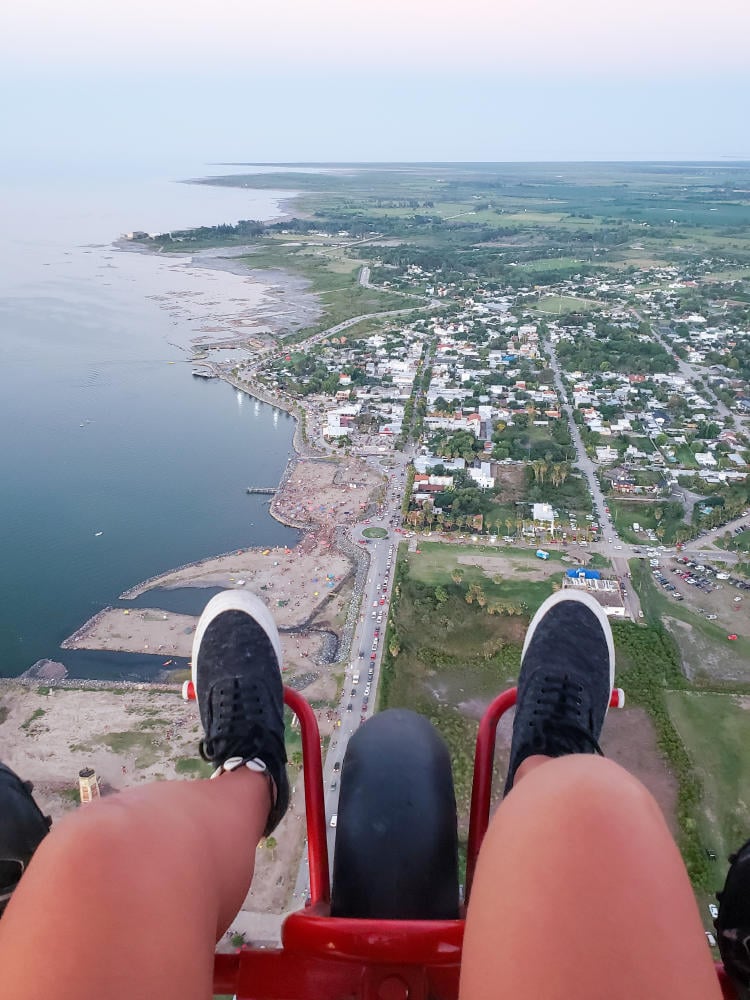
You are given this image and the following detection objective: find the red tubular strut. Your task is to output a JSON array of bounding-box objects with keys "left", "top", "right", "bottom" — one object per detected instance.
[{"left": 283, "top": 687, "right": 330, "bottom": 906}]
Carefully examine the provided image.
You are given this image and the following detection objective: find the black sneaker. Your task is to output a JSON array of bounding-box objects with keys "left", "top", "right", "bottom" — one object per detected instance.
[
  {"left": 192, "top": 591, "right": 289, "bottom": 837},
  {"left": 504, "top": 590, "right": 615, "bottom": 795},
  {"left": 715, "top": 838, "right": 750, "bottom": 998},
  {"left": 0, "top": 762, "right": 52, "bottom": 917}
]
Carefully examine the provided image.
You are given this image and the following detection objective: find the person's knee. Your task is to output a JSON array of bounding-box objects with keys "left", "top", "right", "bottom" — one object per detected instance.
[{"left": 499, "top": 754, "right": 666, "bottom": 841}]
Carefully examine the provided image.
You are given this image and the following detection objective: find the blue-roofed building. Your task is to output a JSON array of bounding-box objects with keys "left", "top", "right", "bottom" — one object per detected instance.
[{"left": 565, "top": 568, "right": 601, "bottom": 580}]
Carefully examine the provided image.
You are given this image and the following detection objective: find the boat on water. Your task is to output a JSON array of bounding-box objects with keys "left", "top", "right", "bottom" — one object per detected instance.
[{"left": 192, "top": 370, "right": 217, "bottom": 379}]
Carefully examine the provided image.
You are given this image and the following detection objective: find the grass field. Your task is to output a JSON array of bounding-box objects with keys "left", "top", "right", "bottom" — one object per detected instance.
[
  {"left": 534, "top": 295, "right": 596, "bottom": 315},
  {"left": 409, "top": 546, "right": 556, "bottom": 611},
  {"left": 720, "top": 529, "right": 750, "bottom": 552},
  {"left": 610, "top": 499, "right": 685, "bottom": 544},
  {"left": 675, "top": 444, "right": 700, "bottom": 469},
  {"left": 665, "top": 690, "right": 750, "bottom": 877}
]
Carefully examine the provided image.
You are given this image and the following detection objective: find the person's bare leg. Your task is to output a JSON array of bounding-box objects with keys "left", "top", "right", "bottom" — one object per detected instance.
[
  {"left": 461, "top": 754, "right": 721, "bottom": 1000},
  {"left": 0, "top": 590, "right": 291, "bottom": 1000},
  {"left": 0, "top": 769, "right": 270, "bottom": 1000},
  {"left": 462, "top": 590, "right": 721, "bottom": 999}
]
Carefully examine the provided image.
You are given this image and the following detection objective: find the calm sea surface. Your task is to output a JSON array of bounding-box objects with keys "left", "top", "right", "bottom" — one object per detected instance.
[{"left": 0, "top": 163, "right": 300, "bottom": 678}]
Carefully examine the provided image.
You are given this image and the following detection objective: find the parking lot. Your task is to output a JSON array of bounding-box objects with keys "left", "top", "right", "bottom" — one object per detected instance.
[{"left": 649, "top": 551, "right": 750, "bottom": 636}]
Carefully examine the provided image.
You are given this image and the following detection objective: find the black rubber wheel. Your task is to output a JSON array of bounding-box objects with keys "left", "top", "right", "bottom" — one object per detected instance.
[{"left": 331, "top": 708, "right": 459, "bottom": 919}]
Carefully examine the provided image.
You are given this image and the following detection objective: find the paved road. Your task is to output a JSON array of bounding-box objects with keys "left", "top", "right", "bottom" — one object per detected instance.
[{"left": 652, "top": 321, "right": 732, "bottom": 421}]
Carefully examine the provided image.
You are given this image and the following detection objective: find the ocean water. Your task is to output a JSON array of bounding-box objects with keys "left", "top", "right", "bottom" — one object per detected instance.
[{"left": 0, "top": 162, "right": 300, "bottom": 678}]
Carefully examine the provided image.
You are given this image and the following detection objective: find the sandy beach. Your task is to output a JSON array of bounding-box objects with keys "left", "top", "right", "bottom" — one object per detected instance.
[
  {"left": 63, "top": 455, "right": 380, "bottom": 657},
  {"left": 0, "top": 680, "right": 318, "bottom": 921}
]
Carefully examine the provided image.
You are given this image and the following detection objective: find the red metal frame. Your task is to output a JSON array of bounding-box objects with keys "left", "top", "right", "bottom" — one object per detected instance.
[
  {"left": 283, "top": 688, "right": 329, "bottom": 906},
  {"left": 213, "top": 685, "right": 734, "bottom": 1000}
]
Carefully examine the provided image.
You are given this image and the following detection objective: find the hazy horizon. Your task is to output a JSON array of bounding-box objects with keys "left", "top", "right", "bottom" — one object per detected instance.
[{"left": 2, "top": 0, "right": 748, "bottom": 169}]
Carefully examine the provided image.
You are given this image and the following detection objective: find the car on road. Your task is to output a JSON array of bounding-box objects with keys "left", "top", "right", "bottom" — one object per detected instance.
[
  {"left": 333, "top": 761, "right": 341, "bottom": 771},
  {"left": 330, "top": 780, "right": 337, "bottom": 791},
  {"left": 347, "top": 703, "right": 353, "bottom": 711},
  {"left": 709, "top": 903, "right": 719, "bottom": 919},
  {"left": 728, "top": 634, "right": 738, "bottom": 641},
  {"left": 330, "top": 814, "right": 338, "bottom": 828},
  {"left": 364, "top": 685, "right": 371, "bottom": 697}
]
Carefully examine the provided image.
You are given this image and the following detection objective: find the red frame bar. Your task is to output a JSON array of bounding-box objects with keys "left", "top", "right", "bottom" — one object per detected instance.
[
  {"left": 465, "top": 688, "right": 517, "bottom": 902},
  {"left": 283, "top": 687, "right": 330, "bottom": 906}
]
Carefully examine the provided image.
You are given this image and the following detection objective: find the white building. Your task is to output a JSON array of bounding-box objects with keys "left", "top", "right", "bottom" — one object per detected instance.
[{"left": 532, "top": 503, "right": 555, "bottom": 525}]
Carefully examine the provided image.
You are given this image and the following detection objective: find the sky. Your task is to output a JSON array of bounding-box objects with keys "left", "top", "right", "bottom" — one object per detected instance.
[{"left": 2, "top": 0, "right": 749, "bottom": 166}]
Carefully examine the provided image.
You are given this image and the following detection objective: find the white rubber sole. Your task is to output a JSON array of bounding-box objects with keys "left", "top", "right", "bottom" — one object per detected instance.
[
  {"left": 191, "top": 590, "right": 283, "bottom": 692},
  {"left": 521, "top": 589, "right": 615, "bottom": 708}
]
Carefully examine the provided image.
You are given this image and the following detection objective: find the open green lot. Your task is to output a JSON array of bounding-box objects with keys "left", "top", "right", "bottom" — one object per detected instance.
[
  {"left": 666, "top": 690, "right": 750, "bottom": 878},
  {"left": 674, "top": 445, "right": 700, "bottom": 469},
  {"left": 610, "top": 499, "right": 685, "bottom": 544},
  {"left": 719, "top": 529, "right": 750, "bottom": 552},
  {"left": 535, "top": 294, "right": 596, "bottom": 315},
  {"left": 408, "top": 544, "right": 557, "bottom": 611}
]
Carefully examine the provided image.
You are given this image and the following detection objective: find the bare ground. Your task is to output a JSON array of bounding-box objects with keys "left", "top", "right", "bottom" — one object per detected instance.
[
  {"left": 0, "top": 665, "right": 337, "bottom": 922},
  {"left": 457, "top": 551, "right": 560, "bottom": 583}
]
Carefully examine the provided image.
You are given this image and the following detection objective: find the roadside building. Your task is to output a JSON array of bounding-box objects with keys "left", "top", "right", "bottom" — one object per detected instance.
[{"left": 561, "top": 574, "right": 627, "bottom": 618}]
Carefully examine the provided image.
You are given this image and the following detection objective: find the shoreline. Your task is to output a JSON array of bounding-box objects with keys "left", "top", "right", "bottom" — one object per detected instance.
[
  {"left": 58, "top": 180, "right": 377, "bottom": 673},
  {"left": 59, "top": 363, "right": 380, "bottom": 666}
]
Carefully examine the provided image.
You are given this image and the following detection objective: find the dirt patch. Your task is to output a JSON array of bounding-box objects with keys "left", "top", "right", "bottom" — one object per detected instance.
[
  {"left": 492, "top": 464, "right": 526, "bottom": 502},
  {"left": 0, "top": 676, "right": 340, "bottom": 920},
  {"left": 456, "top": 552, "right": 558, "bottom": 584},
  {"left": 601, "top": 706, "right": 679, "bottom": 835}
]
